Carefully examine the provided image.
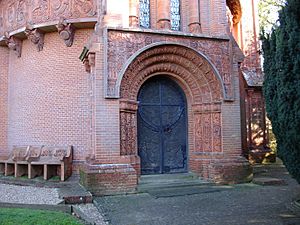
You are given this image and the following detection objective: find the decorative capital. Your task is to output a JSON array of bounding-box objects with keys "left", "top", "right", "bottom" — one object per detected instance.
[
  {"left": 56, "top": 17, "right": 75, "bottom": 47},
  {"left": 157, "top": 19, "right": 171, "bottom": 30},
  {"left": 4, "top": 32, "right": 22, "bottom": 57},
  {"left": 188, "top": 22, "right": 202, "bottom": 34},
  {"left": 25, "top": 25, "right": 45, "bottom": 51}
]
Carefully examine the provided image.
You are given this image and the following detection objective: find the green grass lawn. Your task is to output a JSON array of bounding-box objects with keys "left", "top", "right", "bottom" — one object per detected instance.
[{"left": 0, "top": 207, "right": 83, "bottom": 225}]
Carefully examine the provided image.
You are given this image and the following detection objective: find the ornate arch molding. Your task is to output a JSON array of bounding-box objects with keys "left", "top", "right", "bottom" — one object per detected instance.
[
  {"left": 226, "top": 0, "right": 242, "bottom": 25},
  {"left": 119, "top": 44, "right": 224, "bottom": 157},
  {"left": 118, "top": 42, "right": 226, "bottom": 102}
]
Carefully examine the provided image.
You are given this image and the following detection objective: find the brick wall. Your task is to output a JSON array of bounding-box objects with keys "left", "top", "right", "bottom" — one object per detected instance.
[
  {"left": 7, "top": 29, "right": 93, "bottom": 163},
  {"left": 0, "top": 47, "right": 9, "bottom": 157}
]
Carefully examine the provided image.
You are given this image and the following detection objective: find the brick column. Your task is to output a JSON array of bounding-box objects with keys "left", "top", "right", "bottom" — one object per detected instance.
[
  {"left": 157, "top": 0, "right": 171, "bottom": 29},
  {"left": 129, "top": 0, "right": 139, "bottom": 27},
  {"left": 188, "top": 0, "right": 202, "bottom": 33}
]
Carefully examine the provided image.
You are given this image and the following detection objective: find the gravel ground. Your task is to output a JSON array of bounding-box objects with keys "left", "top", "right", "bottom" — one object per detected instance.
[{"left": 0, "top": 184, "right": 63, "bottom": 205}]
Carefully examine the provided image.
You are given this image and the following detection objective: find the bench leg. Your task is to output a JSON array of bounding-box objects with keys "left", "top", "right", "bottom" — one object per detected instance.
[
  {"left": 15, "top": 164, "right": 28, "bottom": 178},
  {"left": 28, "top": 164, "right": 32, "bottom": 179},
  {"left": 60, "top": 163, "right": 65, "bottom": 181},
  {"left": 0, "top": 163, "right": 4, "bottom": 174},
  {"left": 5, "top": 163, "right": 14, "bottom": 176},
  {"left": 43, "top": 164, "right": 47, "bottom": 180}
]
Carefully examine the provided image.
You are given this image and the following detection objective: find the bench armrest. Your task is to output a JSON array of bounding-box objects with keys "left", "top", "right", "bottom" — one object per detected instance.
[{"left": 65, "top": 146, "right": 72, "bottom": 158}]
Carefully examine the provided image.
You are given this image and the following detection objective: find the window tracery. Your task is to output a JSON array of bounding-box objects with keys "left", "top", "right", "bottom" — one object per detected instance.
[
  {"left": 170, "top": 0, "right": 181, "bottom": 31},
  {"left": 139, "top": 0, "right": 150, "bottom": 28}
]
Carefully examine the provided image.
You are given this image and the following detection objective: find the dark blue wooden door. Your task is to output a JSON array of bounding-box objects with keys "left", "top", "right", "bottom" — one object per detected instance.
[{"left": 138, "top": 76, "right": 187, "bottom": 174}]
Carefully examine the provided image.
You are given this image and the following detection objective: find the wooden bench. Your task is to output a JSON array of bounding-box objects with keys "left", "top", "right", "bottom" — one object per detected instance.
[
  {"left": 0, "top": 146, "right": 30, "bottom": 177},
  {"left": 29, "top": 146, "right": 73, "bottom": 181}
]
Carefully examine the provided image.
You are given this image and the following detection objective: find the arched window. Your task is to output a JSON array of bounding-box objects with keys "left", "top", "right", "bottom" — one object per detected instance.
[
  {"left": 139, "top": 0, "right": 150, "bottom": 28},
  {"left": 171, "top": 0, "right": 181, "bottom": 31}
]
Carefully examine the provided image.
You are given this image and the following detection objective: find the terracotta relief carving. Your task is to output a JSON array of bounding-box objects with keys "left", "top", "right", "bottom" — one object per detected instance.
[
  {"left": 106, "top": 30, "right": 233, "bottom": 100},
  {"left": 119, "top": 44, "right": 223, "bottom": 104},
  {"left": 16, "top": 0, "right": 27, "bottom": 25},
  {"left": 0, "top": 0, "right": 97, "bottom": 32},
  {"left": 120, "top": 100, "right": 138, "bottom": 156},
  {"left": 32, "top": 0, "right": 50, "bottom": 22},
  {"left": 52, "top": 0, "right": 71, "bottom": 17},
  {"left": 25, "top": 25, "right": 45, "bottom": 51},
  {"left": 193, "top": 105, "right": 222, "bottom": 153},
  {"left": 7, "top": 3, "right": 16, "bottom": 27},
  {"left": 195, "top": 114, "right": 203, "bottom": 151},
  {"left": 56, "top": 17, "right": 75, "bottom": 47},
  {"left": 212, "top": 113, "right": 222, "bottom": 152},
  {"left": 4, "top": 32, "right": 22, "bottom": 57},
  {"left": 73, "top": 0, "right": 96, "bottom": 17}
]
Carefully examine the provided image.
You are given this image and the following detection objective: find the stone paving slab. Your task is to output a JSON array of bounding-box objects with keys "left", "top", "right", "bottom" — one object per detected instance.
[
  {"left": 95, "top": 163, "right": 300, "bottom": 225},
  {"left": 95, "top": 185, "right": 300, "bottom": 225},
  {"left": 73, "top": 204, "right": 109, "bottom": 225}
]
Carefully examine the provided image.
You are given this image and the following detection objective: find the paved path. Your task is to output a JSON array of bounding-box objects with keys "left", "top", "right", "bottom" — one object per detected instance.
[{"left": 95, "top": 164, "right": 300, "bottom": 225}]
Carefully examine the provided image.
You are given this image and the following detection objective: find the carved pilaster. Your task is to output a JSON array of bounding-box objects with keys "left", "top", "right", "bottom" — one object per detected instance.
[
  {"left": 129, "top": 0, "right": 139, "bottom": 28},
  {"left": 56, "top": 18, "right": 75, "bottom": 47},
  {"left": 188, "top": 0, "right": 202, "bottom": 33},
  {"left": 193, "top": 103, "right": 222, "bottom": 153},
  {"left": 120, "top": 99, "right": 138, "bottom": 156},
  {"left": 25, "top": 25, "right": 45, "bottom": 51},
  {"left": 4, "top": 32, "right": 22, "bottom": 57},
  {"left": 157, "top": 0, "right": 171, "bottom": 30}
]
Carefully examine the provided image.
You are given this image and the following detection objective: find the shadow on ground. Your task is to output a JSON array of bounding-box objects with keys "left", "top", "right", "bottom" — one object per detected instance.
[{"left": 95, "top": 161, "right": 300, "bottom": 225}]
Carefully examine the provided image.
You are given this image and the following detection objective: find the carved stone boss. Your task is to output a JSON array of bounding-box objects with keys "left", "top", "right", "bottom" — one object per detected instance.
[
  {"left": 24, "top": 25, "right": 45, "bottom": 51},
  {"left": 4, "top": 32, "right": 22, "bottom": 57},
  {"left": 56, "top": 17, "right": 75, "bottom": 47}
]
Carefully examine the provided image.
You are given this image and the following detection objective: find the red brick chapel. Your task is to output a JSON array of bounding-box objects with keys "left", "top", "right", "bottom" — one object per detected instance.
[{"left": 0, "top": 0, "right": 268, "bottom": 195}]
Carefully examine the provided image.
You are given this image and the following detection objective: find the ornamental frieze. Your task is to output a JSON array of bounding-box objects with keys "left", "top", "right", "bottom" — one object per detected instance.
[
  {"left": 105, "top": 30, "right": 234, "bottom": 100},
  {"left": 0, "top": 0, "right": 97, "bottom": 35}
]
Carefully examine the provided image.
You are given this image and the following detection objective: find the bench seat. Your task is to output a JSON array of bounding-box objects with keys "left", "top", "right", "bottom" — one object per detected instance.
[
  {"left": 28, "top": 146, "right": 73, "bottom": 181},
  {"left": 0, "top": 146, "right": 30, "bottom": 177}
]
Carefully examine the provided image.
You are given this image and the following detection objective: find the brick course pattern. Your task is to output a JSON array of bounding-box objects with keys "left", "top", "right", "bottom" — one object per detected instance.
[
  {"left": 7, "top": 29, "right": 93, "bottom": 163},
  {"left": 0, "top": 47, "right": 9, "bottom": 157}
]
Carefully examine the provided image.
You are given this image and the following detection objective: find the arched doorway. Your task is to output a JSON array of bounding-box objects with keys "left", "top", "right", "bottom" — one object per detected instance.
[{"left": 137, "top": 76, "right": 187, "bottom": 175}]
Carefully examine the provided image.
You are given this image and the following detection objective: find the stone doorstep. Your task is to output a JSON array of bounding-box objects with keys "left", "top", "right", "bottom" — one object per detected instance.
[
  {"left": 252, "top": 177, "right": 286, "bottom": 186},
  {"left": 58, "top": 183, "right": 93, "bottom": 204}
]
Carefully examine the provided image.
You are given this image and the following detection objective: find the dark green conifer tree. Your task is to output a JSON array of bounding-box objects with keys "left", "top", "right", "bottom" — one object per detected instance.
[{"left": 262, "top": 0, "right": 300, "bottom": 183}]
